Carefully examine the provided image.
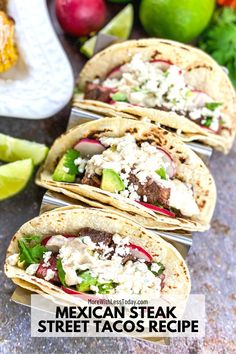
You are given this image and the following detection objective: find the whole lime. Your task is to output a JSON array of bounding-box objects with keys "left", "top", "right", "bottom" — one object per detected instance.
[{"left": 139, "top": 0, "right": 215, "bottom": 43}]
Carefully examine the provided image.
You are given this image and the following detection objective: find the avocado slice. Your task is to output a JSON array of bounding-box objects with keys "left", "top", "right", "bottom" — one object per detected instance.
[
  {"left": 52, "top": 154, "right": 76, "bottom": 182},
  {"left": 101, "top": 169, "right": 125, "bottom": 193}
]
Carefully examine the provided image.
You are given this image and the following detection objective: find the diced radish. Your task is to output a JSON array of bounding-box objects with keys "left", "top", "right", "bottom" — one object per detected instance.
[
  {"left": 137, "top": 201, "right": 176, "bottom": 218},
  {"left": 74, "top": 138, "right": 106, "bottom": 158},
  {"left": 127, "top": 243, "right": 152, "bottom": 262},
  {"left": 156, "top": 147, "right": 176, "bottom": 178},
  {"left": 107, "top": 66, "right": 122, "bottom": 80}
]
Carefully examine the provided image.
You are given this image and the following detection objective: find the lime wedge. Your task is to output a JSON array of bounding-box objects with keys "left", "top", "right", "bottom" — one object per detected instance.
[
  {"left": 0, "top": 159, "right": 33, "bottom": 201},
  {"left": 81, "top": 4, "right": 134, "bottom": 58},
  {"left": 0, "top": 133, "right": 48, "bottom": 165}
]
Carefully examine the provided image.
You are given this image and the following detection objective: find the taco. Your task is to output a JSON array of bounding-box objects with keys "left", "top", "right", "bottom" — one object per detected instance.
[
  {"left": 74, "top": 39, "right": 236, "bottom": 153},
  {"left": 5, "top": 207, "right": 190, "bottom": 305},
  {"left": 36, "top": 117, "right": 216, "bottom": 232}
]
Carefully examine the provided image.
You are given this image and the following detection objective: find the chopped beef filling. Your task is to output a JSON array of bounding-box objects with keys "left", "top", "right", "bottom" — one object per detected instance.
[
  {"left": 121, "top": 253, "right": 137, "bottom": 265},
  {"left": 81, "top": 174, "right": 101, "bottom": 188},
  {"left": 128, "top": 173, "right": 170, "bottom": 207},
  {"left": 36, "top": 256, "right": 60, "bottom": 284},
  {"left": 79, "top": 227, "right": 114, "bottom": 247},
  {"left": 84, "top": 82, "right": 115, "bottom": 103}
]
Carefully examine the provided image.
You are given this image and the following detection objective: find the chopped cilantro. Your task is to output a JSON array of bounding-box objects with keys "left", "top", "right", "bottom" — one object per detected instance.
[
  {"left": 203, "top": 117, "right": 213, "bottom": 128},
  {"left": 205, "top": 102, "right": 222, "bottom": 111},
  {"left": 198, "top": 7, "right": 236, "bottom": 87},
  {"left": 156, "top": 166, "right": 167, "bottom": 180},
  {"left": 149, "top": 261, "right": 165, "bottom": 276},
  {"left": 18, "top": 235, "right": 47, "bottom": 268},
  {"left": 63, "top": 149, "right": 81, "bottom": 174},
  {"left": 111, "top": 92, "right": 128, "bottom": 102},
  {"left": 56, "top": 258, "right": 66, "bottom": 286},
  {"left": 131, "top": 87, "right": 141, "bottom": 92},
  {"left": 76, "top": 271, "right": 97, "bottom": 293}
]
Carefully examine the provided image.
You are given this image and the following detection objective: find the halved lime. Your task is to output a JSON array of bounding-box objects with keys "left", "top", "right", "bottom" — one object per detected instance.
[
  {"left": 81, "top": 4, "right": 134, "bottom": 58},
  {"left": 0, "top": 133, "right": 48, "bottom": 165},
  {"left": 0, "top": 159, "right": 33, "bottom": 201}
]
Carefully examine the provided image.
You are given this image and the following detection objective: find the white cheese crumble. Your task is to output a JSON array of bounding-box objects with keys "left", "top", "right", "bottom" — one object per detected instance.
[
  {"left": 7, "top": 253, "right": 19, "bottom": 266},
  {"left": 45, "top": 269, "right": 55, "bottom": 281},
  {"left": 101, "top": 54, "right": 223, "bottom": 131},
  {"left": 84, "top": 134, "right": 199, "bottom": 217},
  {"left": 42, "top": 251, "right": 52, "bottom": 267},
  {"left": 58, "top": 235, "right": 162, "bottom": 297},
  {"left": 25, "top": 263, "right": 39, "bottom": 276}
]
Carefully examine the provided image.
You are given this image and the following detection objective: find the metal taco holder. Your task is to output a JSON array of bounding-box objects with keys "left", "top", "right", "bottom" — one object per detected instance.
[{"left": 11, "top": 106, "right": 213, "bottom": 345}]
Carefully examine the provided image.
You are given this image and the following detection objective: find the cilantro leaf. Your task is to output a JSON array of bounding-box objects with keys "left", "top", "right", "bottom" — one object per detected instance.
[
  {"left": 111, "top": 92, "right": 128, "bottom": 102},
  {"left": 97, "top": 282, "right": 116, "bottom": 294},
  {"left": 156, "top": 166, "right": 167, "bottom": 180},
  {"left": 149, "top": 262, "right": 165, "bottom": 276},
  {"left": 198, "top": 8, "right": 236, "bottom": 87},
  {"left": 76, "top": 271, "right": 97, "bottom": 292},
  {"left": 56, "top": 258, "right": 66, "bottom": 286},
  {"left": 18, "top": 236, "right": 47, "bottom": 267},
  {"left": 205, "top": 102, "right": 222, "bottom": 111},
  {"left": 63, "top": 149, "right": 81, "bottom": 175},
  {"left": 203, "top": 117, "right": 213, "bottom": 128}
]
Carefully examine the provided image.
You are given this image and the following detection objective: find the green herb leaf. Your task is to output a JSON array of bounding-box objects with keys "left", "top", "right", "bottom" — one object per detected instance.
[
  {"left": 56, "top": 258, "right": 66, "bottom": 287},
  {"left": 131, "top": 87, "right": 141, "bottom": 92},
  {"left": 18, "top": 236, "right": 47, "bottom": 268},
  {"left": 111, "top": 92, "right": 128, "bottom": 102},
  {"left": 203, "top": 117, "right": 213, "bottom": 128},
  {"left": 156, "top": 166, "right": 167, "bottom": 180},
  {"left": 149, "top": 262, "right": 165, "bottom": 276},
  {"left": 205, "top": 102, "right": 222, "bottom": 111},
  {"left": 63, "top": 149, "right": 81, "bottom": 175},
  {"left": 76, "top": 271, "right": 97, "bottom": 293},
  {"left": 198, "top": 8, "right": 236, "bottom": 88},
  {"left": 97, "top": 282, "right": 115, "bottom": 294}
]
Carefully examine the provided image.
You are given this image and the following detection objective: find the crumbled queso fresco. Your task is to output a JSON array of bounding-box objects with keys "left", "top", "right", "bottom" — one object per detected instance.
[
  {"left": 102, "top": 54, "right": 224, "bottom": 132},
  {"left": 7, "top": 234, "right": 164, "bottom": 297},
  {"left": 60, "top": 234, "right": 162, "bottom": 296},
  {"left": 84, "top": 134, "right": 199, "bottom": 217}
]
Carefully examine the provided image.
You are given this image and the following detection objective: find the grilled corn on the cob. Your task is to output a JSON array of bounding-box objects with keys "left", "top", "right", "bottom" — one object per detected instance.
[{"left": 0, "top": 11, "right": 18, "bottom": 73}]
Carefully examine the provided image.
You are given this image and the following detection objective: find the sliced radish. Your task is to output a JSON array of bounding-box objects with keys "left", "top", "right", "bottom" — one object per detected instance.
[
  {"left": 107, "top": 65, "right": 122, "bottom": 80},
  {"left": 62, "top": 286, "right": 101, "bottom": 300},
  {"left": 156, "top": 147, "right": 176, "bottom": 178},
  {"left": 127, "top": 243, "right": 152, "bottom": 262},
  {"left": 137, "top": 201, "right": 176, "bottom": 218},
  {"left": 74, "top": 138, "right": 106, "bottom": 158}
]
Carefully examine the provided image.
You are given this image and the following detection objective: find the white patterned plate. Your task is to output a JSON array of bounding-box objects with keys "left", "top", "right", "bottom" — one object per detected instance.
[{"left": 0, "top": 0, "right": 74, "bottom": 119}]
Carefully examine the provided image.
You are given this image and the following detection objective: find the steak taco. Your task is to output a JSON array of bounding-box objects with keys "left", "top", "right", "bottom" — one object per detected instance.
[
  {"left": 5, "top": 207, "right": 190, "bottom": 304},
  {"left": 36, "top": 118, "right": 216, "bottom": 232},
  {"left": 74, "top": 39, "right": 236, "bottom": 153}
]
